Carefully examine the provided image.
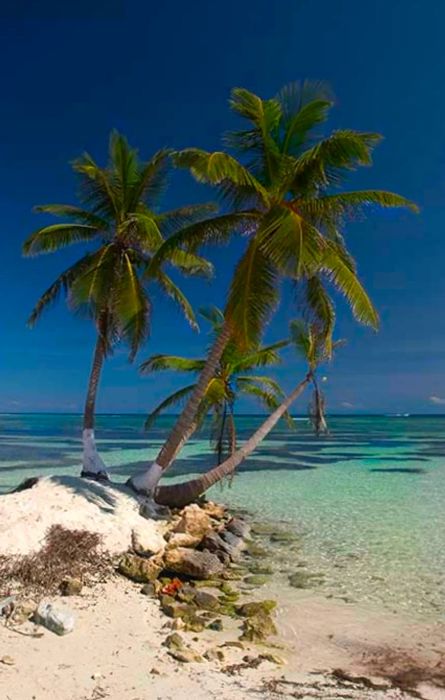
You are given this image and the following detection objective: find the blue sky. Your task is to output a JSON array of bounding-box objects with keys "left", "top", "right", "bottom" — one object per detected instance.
[{"left": 0, "top": 0, "right": 444, "bottom": 414}]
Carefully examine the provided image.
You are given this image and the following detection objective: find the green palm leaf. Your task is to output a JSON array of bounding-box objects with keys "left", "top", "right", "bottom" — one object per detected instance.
[
  {"left": 144, "top": 384, "right": 196, "bottom": 430},
  {"left": 225, "top": 238, "right": 279, "bottom": 348},
  {"left": 23, "top": 223, "right": 100, "bottom": 256},
  {"left": 154, "top": 271, "right": 198, "bottom": 330},
  {"left": 140, "top": 354, "right": 206, "bottom": 374}
]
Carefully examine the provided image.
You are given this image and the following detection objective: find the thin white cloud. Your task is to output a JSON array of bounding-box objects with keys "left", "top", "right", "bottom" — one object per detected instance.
[
  {"left": 429, "top": 395, "right": 445, "bottom": 405},
  {"left": 340, "top": 401, "right": 354, "bottom": 408}
]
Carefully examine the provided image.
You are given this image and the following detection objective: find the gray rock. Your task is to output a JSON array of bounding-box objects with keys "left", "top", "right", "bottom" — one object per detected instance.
[
  {"left": 34, "top": 600, "right": 75, "bottom": 636},
  {"left": 164, "top": 547, "right": 224, "bottom": 580},
  {"left": 226, "top": 518, "right": 251, "bottom": 540},
  {"left": 194, "top": 590, "right": 219, "bottom": 610}
]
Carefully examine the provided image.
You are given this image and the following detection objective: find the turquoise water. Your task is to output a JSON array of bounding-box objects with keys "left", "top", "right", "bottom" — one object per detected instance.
[{"left": 1, "top": 413, "right": 444, "bottom": 620}]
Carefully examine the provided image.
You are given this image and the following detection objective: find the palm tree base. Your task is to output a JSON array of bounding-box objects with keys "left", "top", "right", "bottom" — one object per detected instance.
[{"left": 80, "top": 470, "right": 110, "bottom": 483}]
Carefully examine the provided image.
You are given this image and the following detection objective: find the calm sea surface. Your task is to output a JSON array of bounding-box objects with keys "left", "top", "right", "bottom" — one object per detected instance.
[{"left": 0, "top": 413, "right": 444, "bottom": 620}]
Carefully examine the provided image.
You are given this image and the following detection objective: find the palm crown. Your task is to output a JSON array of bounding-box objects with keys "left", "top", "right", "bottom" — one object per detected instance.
[
  {"left": 141, "top": 306, "right": 292, "bottom": 462},
  {"left": 23, "top": 131, "right": 215, "bottom": 358},
  {"left": 151, "top": 82, "right": 418, "bottom": 348}
]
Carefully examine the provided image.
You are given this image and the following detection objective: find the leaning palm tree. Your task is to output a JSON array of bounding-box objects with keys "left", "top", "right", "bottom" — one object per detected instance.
[
  {"left": 128, "top": 82, "right": 417, "bottom": 494},
  {"left": 141, "top": 305, "right": 292, "bottom": 465},
  {"left": 290, "top": 319, "right": 345, "bottom": 436},
  {"left": 154, "top": 320, "right": 340, "bottom": 508},
  {"left": 23, "top": 131, "right": 215, "bottom": 479}
]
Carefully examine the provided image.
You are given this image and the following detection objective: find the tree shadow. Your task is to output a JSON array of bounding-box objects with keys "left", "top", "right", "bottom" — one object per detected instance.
[{"left": 369, "top": 467, "right": 427, "bottom": 474}]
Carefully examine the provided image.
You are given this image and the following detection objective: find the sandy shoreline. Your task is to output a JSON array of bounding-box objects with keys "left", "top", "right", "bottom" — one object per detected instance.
[
  {"left": 1, "top": 578, "right": 443, "bottom": 700},
  {"left": 0, "top": 477, "right": 444, "bottom": 699}
]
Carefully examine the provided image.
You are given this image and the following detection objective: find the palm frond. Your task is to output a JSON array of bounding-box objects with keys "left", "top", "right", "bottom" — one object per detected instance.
[
  {"left": 23, "top": 223, "right": 100, "bottom": 256},
  {"left": 140, "top": 354, "right": 205, "bottom": 374},
  {"left": 148, "top": 211, "right": 258, "bottom": 272},
  {"left": 33, "top": 204, "right": 109, "bottom": 230},
  {"left": 156, "top": 203, "right": 218, "bottom": 236},
  {"left": 144, "top": 384, "right": 196, "bottom": 430},
  {"left": 298, "top": 190, "right": 419, "bottom": 226},
  {"left": 128, "top": 148, "right": 171, "bottom": 210},
  {"left": 27, "top": 253, "right": 94, "bottom": 326},
  {"left": 72, "top": 153, "right": 119, "bottom": 218},
  {"left": 225, "top": 238, "right": 280, "bottom": 348},
  {"left": 230, "top": 339, "right": 288, "bottom": 373},
  {"left": 321, "top": 241, "right": 379, "bottom": 329},
  {"left": 153, "top": 270, "right": 198, "bottom": 330},
  {"left": 198, "top": 305, "right": 225, "bottom": 330},
  {"left": 173, "top": 148, "right": 269, "bottom": 206},
  {"left": 290, "top": 130, "right": 382, "bottom": 194},
  {"left": 113, "top": 251, "right": 151, "bottom": 360},
  {"left": 226, "top": 87, "right": 282, "bottom": 181}
]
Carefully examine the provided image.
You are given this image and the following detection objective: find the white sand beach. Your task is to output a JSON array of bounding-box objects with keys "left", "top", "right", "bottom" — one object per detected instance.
[{"left": 0, "top": 478, "right": 443, "bottom": 700}]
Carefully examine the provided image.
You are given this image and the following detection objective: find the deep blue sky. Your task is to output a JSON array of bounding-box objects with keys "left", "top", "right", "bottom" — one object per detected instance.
[{"left": 1, "top": 0, "right": 444, "bottom": 414}]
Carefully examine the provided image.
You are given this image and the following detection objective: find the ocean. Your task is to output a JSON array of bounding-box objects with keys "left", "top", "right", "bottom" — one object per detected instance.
[{"left": 1, "top": 413, "right": 444, "bottom": 621}]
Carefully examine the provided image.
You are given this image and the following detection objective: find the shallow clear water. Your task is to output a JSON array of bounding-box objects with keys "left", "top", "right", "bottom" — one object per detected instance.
[{"left": 1, "top": 413, "right": 444, "bottom": 620}]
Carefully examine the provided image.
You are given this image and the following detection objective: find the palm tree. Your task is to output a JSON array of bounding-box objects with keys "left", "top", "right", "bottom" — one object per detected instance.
[
  {"left": 140, "top": 305, "right": 292, "bottom": 465},
  {"left": 154, "top": 320, "right": 340, "bottom": 508},
  {"left": 23, "top": 131, "right": 215, "bottom": 479},
  {"left": 128, "top": 82, "right": 417, "bottom": 494},
  {"left": 290, "top": 319, "right": 345, "bottom": 436}
]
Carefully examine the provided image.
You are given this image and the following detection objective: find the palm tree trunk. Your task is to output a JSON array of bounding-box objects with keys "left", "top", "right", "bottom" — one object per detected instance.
[
  {"left": 81, "top": 333, "right": 108, "bottom": 476},
  {"left": 128, "top": 319, "right": 232, "bottom": 493},
  {"left": 312, "top": 375, "right": 328, "bottom": 436},
  {"left": 155, "top": 374, "right": 310, "bottom": 508},
  {"left": 216, "top": 402, "right": 228, "bottom": 465}
]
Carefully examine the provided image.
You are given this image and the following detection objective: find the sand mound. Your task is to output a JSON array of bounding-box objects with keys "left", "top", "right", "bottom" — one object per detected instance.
[{"left": 0, "top": 475, "right": 168, "bottom": 556}]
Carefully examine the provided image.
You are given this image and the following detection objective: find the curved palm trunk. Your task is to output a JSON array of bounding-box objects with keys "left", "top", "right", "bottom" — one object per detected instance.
[
  {"left": 155, "top": 374, "right": 310, "bottom": 508},
  {"left": 129, "top": 319, "right": 232, "bottom": 493},
  {"left": 81, "top": 333, "right": 108, "bottom": 476}
]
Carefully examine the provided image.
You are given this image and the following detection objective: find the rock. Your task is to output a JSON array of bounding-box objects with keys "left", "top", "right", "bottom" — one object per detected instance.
[
  {"left": 194, "top": 591, "right": 219, "bottom": 610},
  {"left": 162, "top": 633, "right": 185, "bottom": 651},
  {"left": 204, "top": 647, "right": 225, "bottom": 662},
  {"left": 288, "top": 571, "right": 324, "bottom": 589},
  {"left": 251, "top": 522, "right": 276, "bottom": 536},
  {"left": 34, "top": 600, "right": 75, "bottom": 636},
  {"left": 200, "top": 531, "right": 241, "bottom": 563},
  {"left": 243, "top": 574, "right": 269, "bottom": 586},
  {"left": 173, "top": 504, "right": 212, "bottom": 538},
  {"left": 176, "top": 584, "right": 197, "bottom": 604},
  {"left": 59, "top": 577, "right": 83, "bottom": 596},
  {"left": 0, "top": 656, "right": 15, "bottom": 666},
  {"left": 240, "top": 612, "right": 277, "bottom": 642},
  {"left": 140, "top": 582, "right": 157, "bottom": 596},
  {"left": 219, "top": 530, "right": 245, "bottom": 560},
  {"left": 170, "top": 618, "right": 185, "bottom": 631},
  {"left": 270, "top": 530, "right": 298, "bottom": 543},
  {"left": 164, "top": 548, "right": 224, "bottom": 580},
  {"left": 207, "top": 618, "right": 223, "bottom": 631},
  {"left": 131, "top": 525, "right": 166, "bottom": 556},
  {"left": 160, "top": 596, "right": 190, "bottom": 619},
  {"left": 201, "top": 502, "right": 226, "bottom": 519},
  {"left": 192, "top": 579, "right": 223, "bottom": 589},
  {"left": 118, "top": 553, "right": 162, "bottom": 583},
  {"left": 245, "top": 542, "right": 269, "bottom": 558},
  {"left": 237, "top": 600, "right": 277, "bottom": 617},
  {"left": 183, "top": 615, "right": 206, "bottom": 633},
  {"left": 247, "top": 563, "right": 273, "bottom": 575},
  {"left": 11, "top": 599, "right": 37, "bottom": 624},
  {"left": 167, "top": 533, "right": 202, "bottom": 549},
  {"left": 168, "top": 648, "right": 203, "bottom": 663},
  {"left": 226, "top": 518, "right": 251, "bottom": 540}
]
